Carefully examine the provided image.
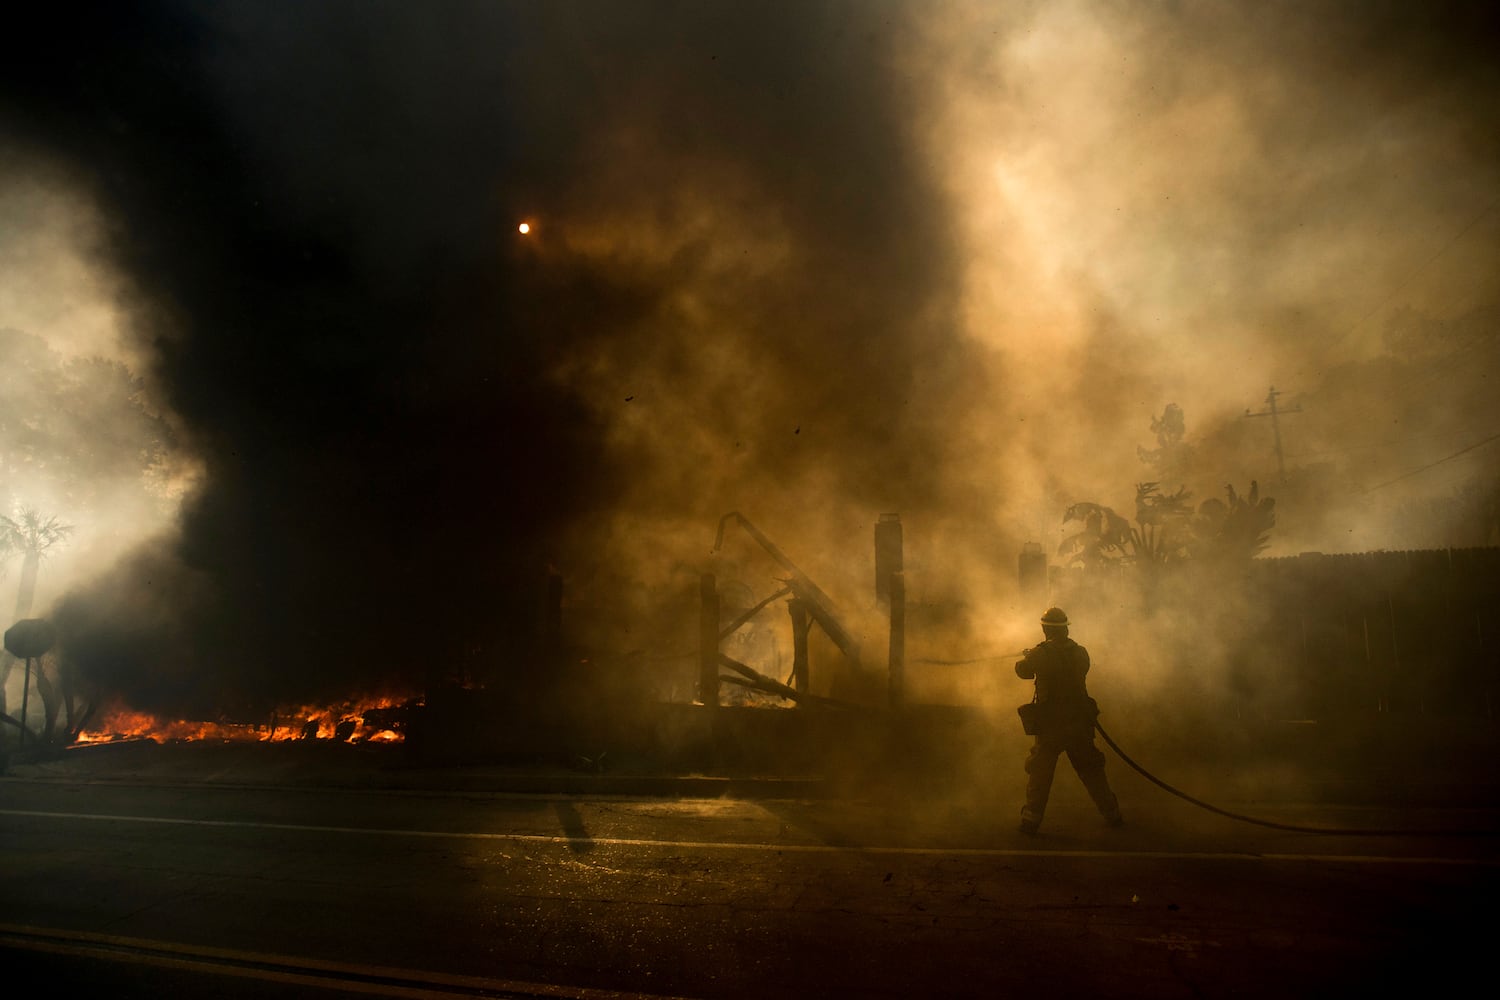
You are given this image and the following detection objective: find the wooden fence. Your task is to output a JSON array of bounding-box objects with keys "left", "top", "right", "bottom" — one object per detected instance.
[
  {"left": 1050, "top": 547, "right": 1500, "bottom": 723},
  {"left": 1242, "top": 548, "right": 1500, "bottom": 721}
]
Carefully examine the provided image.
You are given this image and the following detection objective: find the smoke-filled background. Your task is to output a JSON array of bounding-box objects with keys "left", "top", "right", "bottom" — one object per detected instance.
[{"left": 1, "top": 1, "right": 1497, "bottom": 723}]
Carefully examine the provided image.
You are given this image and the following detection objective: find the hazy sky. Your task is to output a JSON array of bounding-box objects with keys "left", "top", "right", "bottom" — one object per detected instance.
[{"left": 1, "top": 1, "right": 1496, "bottom": 712}]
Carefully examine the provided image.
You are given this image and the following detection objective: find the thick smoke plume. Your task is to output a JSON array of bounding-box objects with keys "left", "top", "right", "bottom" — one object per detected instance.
[{"left": 1, "top": 2, "right": 1496, "bottom": 726}]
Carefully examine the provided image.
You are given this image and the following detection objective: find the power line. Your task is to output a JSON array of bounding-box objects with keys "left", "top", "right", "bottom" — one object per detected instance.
[
  {"left": 1327, "top": 194, "right": 1500, "bottom": 356},
  {"left": 1358, "top": 430, "right": 1500, "bottom": 495},
  {"left": 1332, "top": 319, "right": 1500, "bottom": 432},
  {"left": 1287, "top": 425, "right": 1493, "bottom": 460},
  {"left": 1310, "top": 196, "right": 1500, "bottom": 436}
]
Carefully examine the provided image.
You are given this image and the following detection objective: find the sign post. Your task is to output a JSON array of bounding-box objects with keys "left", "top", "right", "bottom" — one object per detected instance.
[{"left": 5, "top": 619, "right": 57, "bottom": 750}]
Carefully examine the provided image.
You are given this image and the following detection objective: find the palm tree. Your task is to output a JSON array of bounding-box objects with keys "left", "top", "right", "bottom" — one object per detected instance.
[
  {"left": 1059, "top": 483, "right": 1195, "bottom": 570},
  {"left": 0, "top": 507, "right": 73, "bottom": 619},
  {"left": 1192, "top": 482, "right": 1276, "bottom": 564}
]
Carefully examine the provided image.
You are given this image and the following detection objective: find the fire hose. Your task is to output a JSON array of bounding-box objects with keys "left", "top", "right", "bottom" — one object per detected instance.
[{"left": 1093, "top": 719, "right": 1499, "bottom": 837}]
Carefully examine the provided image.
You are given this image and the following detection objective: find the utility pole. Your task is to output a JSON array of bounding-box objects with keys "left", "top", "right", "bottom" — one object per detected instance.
[{"left": 1244, "top": 386, "right": 1302, "bottom": 484}]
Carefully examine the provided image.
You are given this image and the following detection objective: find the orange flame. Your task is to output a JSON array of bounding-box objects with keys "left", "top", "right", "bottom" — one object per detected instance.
[{"left": 76, "top": 694, "right": 418, "bottom": 745}]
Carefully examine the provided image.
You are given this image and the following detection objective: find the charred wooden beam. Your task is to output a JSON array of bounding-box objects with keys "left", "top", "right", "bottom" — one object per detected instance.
[
  {"left": 719, "top": 673, "right": 795, "bottom": 702},
  {"left": 718, "top": 652, "right": 852, "bottom": 709},
  {"left": 718, "top": 585, "right": 793, "bottom": 641},
  {"left": 713, "top": 512, "right": 860, "bottom": 663}
]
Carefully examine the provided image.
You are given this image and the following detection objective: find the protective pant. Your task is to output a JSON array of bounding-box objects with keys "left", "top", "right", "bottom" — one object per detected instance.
[{"left": 1022, "top": 728, "right": 1121, "bottom": 827}]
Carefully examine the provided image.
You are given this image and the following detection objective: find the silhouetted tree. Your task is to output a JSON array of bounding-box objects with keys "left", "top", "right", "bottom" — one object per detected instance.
[
  {"left": 1061, "top": 480, "right": 1274, "bottom": 578},
  {"left": 1192, "top": 482, "right": 1276, "bottom": 564},
  {"left": 0, "top": 328, "right": 173, "bottom": 516},
  {"left": 1, "top": 507, "right": 74, "bottom": 619},
  {"left": 1064, "top": 405, "right": 1273, "bottom": 576},
  {"left": 1060, "top": 482, "right": 1196, "bottom": 571},
  {"left": 1137, "top": 403, "right": 1195, "bottom": 482}
]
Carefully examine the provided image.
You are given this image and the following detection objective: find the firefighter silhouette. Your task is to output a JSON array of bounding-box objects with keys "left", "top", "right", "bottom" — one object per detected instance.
[{"left": 1015, "top": 607, "right": 1123, "bottom": 834}]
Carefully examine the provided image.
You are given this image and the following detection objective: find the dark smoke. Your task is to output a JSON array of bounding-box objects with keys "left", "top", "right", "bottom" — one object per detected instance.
[{"left": 2, "top": 2, "right": 969, "bottom": 715}]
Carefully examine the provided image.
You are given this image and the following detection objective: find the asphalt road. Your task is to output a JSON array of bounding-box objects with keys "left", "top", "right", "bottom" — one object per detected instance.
[{"left": 0, "top": 744, "right": 1495, "bottom": 998}]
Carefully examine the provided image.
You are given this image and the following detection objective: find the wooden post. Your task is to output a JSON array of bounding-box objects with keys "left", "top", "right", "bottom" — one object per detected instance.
[
  {"left": 874, "top": 513, "right": 903, "bottom": 607},
  {"left": 788, "top": 598, "right": 811, "bottom": 696},
  {"left": 699, "top": 574, "right": 720, "bottom": 708},
  {"left": 888, "top": 570, "right": 905, "bottom": 709}
]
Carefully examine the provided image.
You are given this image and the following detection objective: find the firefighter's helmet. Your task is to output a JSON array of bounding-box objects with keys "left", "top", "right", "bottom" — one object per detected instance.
[{"left": 1040, "top": 607, "right": 1070, "bottom": 627}]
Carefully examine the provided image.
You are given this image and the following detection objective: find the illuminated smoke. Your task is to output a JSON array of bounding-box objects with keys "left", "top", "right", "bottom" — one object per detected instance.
[{"left": 0, "top": 152, "right": 197, "bottom": 646}]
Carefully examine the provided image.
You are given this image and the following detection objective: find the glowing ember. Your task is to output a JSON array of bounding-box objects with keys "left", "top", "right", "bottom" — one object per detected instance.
[
  {"left": 517, "top": 221, "right": 531, "bottom": 234},
  {"left": 75, "top": 694, "right": 419, "bottom": 745}
]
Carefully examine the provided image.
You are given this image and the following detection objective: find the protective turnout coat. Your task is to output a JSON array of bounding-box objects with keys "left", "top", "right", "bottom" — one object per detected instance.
[{"left": 1015, "top": 636, "right": 1098, "bottom": 736}]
